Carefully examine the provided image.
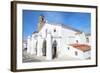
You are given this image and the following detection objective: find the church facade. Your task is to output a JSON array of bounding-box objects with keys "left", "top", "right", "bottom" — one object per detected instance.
[{"left": 26, "top": 15, "right": 91, "bottom": 60}]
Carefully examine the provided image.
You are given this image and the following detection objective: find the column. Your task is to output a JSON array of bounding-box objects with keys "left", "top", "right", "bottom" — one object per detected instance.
[
  {"left": 46, "top": 33, "right": 52, "bottom": 60},
  {"left": 37, "top": 35, "right": 42, "bottom": 56},
  {"left": 30, "top": 37, "right": 35, "bottom": 55},
  {"left": 27, "top": 36, "right": 31, "bottom": 54}
]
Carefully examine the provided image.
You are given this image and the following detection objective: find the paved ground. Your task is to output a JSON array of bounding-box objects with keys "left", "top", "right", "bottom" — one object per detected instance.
[
  {"left": 23, "top": 50, "right": 81, "bottom": 63},
  {"left": 23, "top": 50, "right": 43, "bottom": 63}
]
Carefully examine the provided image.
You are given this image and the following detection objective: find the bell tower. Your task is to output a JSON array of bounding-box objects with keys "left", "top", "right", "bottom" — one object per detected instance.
[{"left": 38, "top": 15, "right": 46, "bottom": 31}]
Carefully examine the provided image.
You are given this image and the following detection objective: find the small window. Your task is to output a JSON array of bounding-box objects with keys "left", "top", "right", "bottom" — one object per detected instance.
[
  {"left": 45, "top": 29, "right": 47, "bottom": 37},
  {"left": 68, "top": 47, "right": 70, "bottom": 50},
  {"left": 54, "top": 29, "right": 56, "bottom": 32},
  {"left": 86, "top": 38, "right": 89, "bottom": 43},
  {"left": 75, "top": 51, "right": 78, "bottom": 56},
  {"left": 76, "top": 40, "right": 78, "bottom": 43}
]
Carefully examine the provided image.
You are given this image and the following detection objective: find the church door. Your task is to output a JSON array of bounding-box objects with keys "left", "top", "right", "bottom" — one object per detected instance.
[
  {"left": 42, "top": 40, "right": 46, "bottom": 56},
  {"left": 52, "top": 40, "right": 57, "bottom": 59},
  {"left": 35, "top": 41, "right": 37, "bottom": 55}
]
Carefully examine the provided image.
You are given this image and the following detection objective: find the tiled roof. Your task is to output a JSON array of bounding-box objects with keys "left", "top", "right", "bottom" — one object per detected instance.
[{"left": 70, "top": 44, "right": 91, "bottom": 52}]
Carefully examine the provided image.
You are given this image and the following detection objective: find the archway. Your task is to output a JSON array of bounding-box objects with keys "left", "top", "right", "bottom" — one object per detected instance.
[
  {"left": 42, "top": 40, "right": 46, "bottom": 56},
  {"left": 35, "top": 41, "right": 37, "bottom": 55},
  {"left": 52, "top": 40, "right": 57, "bottom": 59}
]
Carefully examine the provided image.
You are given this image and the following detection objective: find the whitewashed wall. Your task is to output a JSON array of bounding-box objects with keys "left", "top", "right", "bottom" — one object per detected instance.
[
  {"left": 77, "top": 32, "right": 87, "bottom": 44},
  {"left": 83, "top": 51, "right": 91, "bottom": 59},
  {"left": 64, "top": 45, "right": 90, "bottom": 59},
  {"left": 61, "top": 27, "right": 77, "bottom": 45},
  {"left": 27, "top": 36, "right": 31, "bottom": 53}
]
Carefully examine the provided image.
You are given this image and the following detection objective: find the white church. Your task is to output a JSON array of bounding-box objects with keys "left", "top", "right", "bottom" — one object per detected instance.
[{"left": 25, "top": 15, "right": 91, "bottom": 60}]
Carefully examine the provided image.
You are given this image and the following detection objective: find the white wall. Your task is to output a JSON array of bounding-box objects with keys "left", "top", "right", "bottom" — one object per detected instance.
[
  {"left": 61, "top": 27, "right": 77, "bottom": 45},
  {"left": 39, "top": 23, "right": 62, "bottom": 38},
  {"left": 60, "top": 27, "right": 77, "bottom": 54},
  {"left": 65, "top": 45, "right": 90, "bottom": 59},
  {"left": 0, "top": 0, "right": 99, "bottom": 73},
  {"left": 30, "top": 36, "right": 37, "bottom": 54},
  {"left": 83, "top": 51, "right": 91, "bottom": 59},
  {"left": 27, "top": 36, "right": 31, "bottom": 53}
]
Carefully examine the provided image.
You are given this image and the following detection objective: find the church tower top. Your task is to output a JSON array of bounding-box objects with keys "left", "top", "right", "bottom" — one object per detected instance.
[{"left": 38, "top": 15, "right": 46, "bottom": 31}]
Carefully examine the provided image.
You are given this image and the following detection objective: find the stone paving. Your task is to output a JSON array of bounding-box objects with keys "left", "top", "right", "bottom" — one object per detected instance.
[{"left": 23, "top": 50, "right": 82, "bottom": 63}]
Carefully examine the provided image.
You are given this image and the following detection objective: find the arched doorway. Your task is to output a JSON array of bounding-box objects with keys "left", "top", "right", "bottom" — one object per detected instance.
[
  {"left": 52, "top": 40, "right": 57, "bottom": 59},
  {"left": 42, "top": 40, "right": 46, "bottom": 56},
  {"left": 35, "top": 41, "right": 37, "bottom": 55}
]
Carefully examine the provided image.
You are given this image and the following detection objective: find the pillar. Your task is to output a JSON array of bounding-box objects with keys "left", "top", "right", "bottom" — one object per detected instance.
[
  {"left": 46, "top": 33, "right": 52, "bottom": 60},
  {"left": 37, "top": 35, "right": 42, "bottom": 56},
  {"left": 30, "top": 37, "right": 36, "bottom": 55},
  {"left": 27, "top": 36, "right": 31, "bottom": 54}
]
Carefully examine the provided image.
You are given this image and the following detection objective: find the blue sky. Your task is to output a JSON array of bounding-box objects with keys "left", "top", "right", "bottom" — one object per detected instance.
[{"left": 23, "top": 10, "right": 91, "bottom": 39}]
